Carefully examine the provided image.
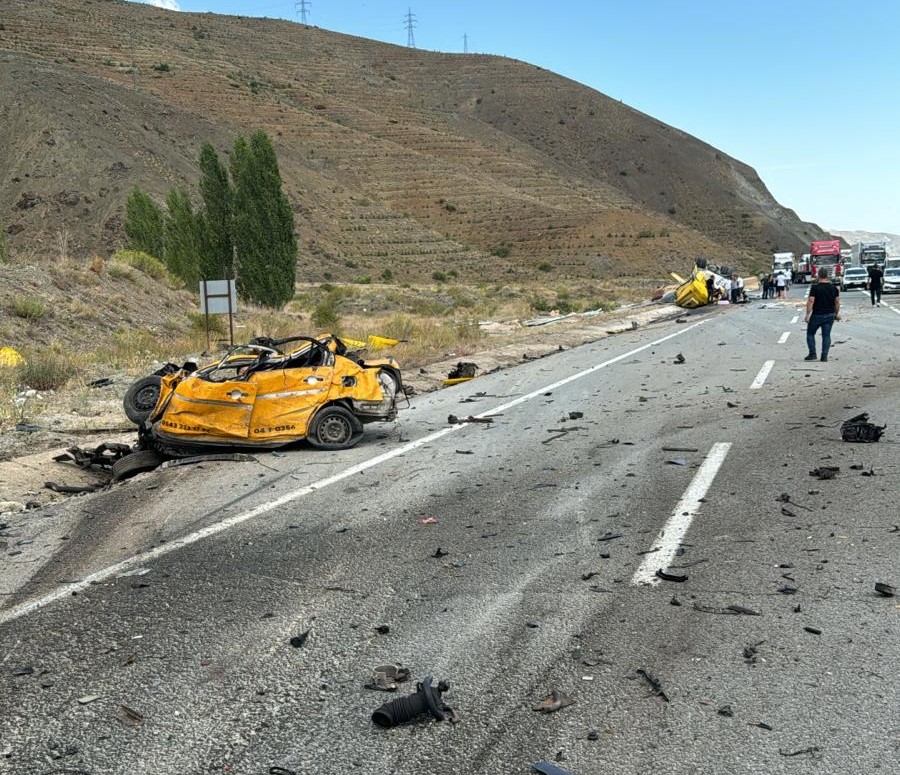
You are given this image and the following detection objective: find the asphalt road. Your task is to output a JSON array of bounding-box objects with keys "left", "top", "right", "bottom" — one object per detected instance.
[{"left": 2, "top": 288, "right": 899, "bottom": 775}]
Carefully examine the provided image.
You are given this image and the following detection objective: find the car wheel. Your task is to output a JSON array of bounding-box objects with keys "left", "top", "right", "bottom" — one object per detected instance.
[
  {"left": 123, "top": 375, "right": 162, "bottom": 425},
  {"left": 307, "top": 405, "right": 363, "bottom": 450},
  {"left": 111, "top": 450, "right": 165, "bottom": 482}
]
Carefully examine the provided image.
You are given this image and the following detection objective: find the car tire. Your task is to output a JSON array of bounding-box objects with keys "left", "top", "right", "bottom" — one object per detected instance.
[
  {"left": 307, "top": 405, "right": 363, "bottom": 450},
  {"left": 111, "top": 450, "right": 165, "bottom": 482},
  {"left": 123, "top": 375, "right": 163, "bottom": 425}
]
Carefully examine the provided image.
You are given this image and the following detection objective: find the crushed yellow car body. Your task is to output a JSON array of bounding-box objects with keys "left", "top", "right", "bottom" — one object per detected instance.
[
  {"left": 140, "top": 335, "right": 403, "bottom": 453},
  {"left": 674, "top": 270, "right": 710, "bottom": 308}
]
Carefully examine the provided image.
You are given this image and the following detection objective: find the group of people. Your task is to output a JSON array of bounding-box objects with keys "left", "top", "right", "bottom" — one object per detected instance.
[
  {"left": 760, "top": 271, "right": 790, "bottom": 299},
  {"left": 704, "top": 273, "right": 746, "bottom": 304}
]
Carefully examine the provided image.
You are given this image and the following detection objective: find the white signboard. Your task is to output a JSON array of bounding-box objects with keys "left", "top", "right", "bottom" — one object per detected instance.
[{"left": 199, "top": 279, "right": 237, "bottom": 314}]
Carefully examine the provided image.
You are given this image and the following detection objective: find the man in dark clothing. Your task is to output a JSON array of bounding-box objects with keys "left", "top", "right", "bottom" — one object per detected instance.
[
  {"left": 868, "top": 265, "right": 884, "bottom": 307},
  {"left": 804, "top": 267, "right": 841, "bottom": 362}
]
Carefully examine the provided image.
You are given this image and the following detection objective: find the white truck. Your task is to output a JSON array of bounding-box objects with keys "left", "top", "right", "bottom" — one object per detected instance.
[
  {"left": 772, "top": 252, "right": 796, "bottom": 281},
  {"left": 851, "top": 241, "right": 888, "bottom": 268},
  {"left": 796, "top": 253, "right": 813, "bottom": 283}
]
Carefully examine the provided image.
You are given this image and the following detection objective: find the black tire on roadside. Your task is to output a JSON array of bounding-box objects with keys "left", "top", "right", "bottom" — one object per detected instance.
[
  {"left": 111, "top": 450, "right": 165, "bottom": 482},
  {"left": 307, "top": 405, "right": 363, "bottom": 450},
  {"left": 123, "top": 375, "right": 162, "bottom": 425}
]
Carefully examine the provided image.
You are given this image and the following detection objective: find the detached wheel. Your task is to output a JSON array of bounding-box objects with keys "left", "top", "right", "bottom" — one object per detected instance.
[
  {"left": 307, "top": 405, "right": 363, "bottom": 450},
  {"left": 123, "top": 375, "right": 162, "bottom": 425},
  {"left": 112, "top": 450, "right": 164, "bottom": 482}
]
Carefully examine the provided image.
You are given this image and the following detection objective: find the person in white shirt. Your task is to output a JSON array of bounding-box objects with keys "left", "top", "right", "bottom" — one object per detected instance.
[{"left": 775, "top": 272, "right": 787, "bottom": 298}]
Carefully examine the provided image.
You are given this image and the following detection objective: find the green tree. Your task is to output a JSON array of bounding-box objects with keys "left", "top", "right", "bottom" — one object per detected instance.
[
  {"left": 230, "top": 131, "right": 297, "bottom": 308},
  {"left": 124, "top": 187, "right": 164, "bottom": 260},
  {"left": 197, "top": 142, "right": 233, "bottom": 280},
  {"left": 164, "top": 187, "right": 202, "bottom": 288}
]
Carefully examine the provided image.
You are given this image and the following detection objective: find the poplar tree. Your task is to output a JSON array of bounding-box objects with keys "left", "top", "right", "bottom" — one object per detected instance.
[
  {"left": 124, "top": 186, "right": 164, "bottom": 259},
  {"left": 164, "top": 187, "right": 202, "bottom": 288},
  {"left": 230, "top": 131, "right": 297, "bottom": 308},
  {"left": 197, "top": 142, "right": 233, "bottom": 280}
]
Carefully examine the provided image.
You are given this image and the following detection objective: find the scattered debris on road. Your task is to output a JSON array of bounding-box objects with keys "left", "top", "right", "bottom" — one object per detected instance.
[
  {"left": 364, "top": 664, "right": 410, "bottom": 692},
  {"left": 803, "top": 626, "right": 822, "bottom": 635},
  {"left": 779, "top": 746, "right": 820, "bottom": 758},
  {"left": 674, "top": 353, "right": 685, "bottom": 364},
  {"left": 743, "top": 641, "right": 765, "bottom": 665},
  {"left": 874, "top": 583, "right": 895, "bottom": 597},
  {"left": 692, "top": 603, "right": 760, "bottom": 616},
  {"left": 532, "top": 762, "right": 576, "bottom": 775},
  {"left": 371, "top": 676, "right": 454, "bottom": 727},
  {"left": 809, "top": 466, "right": 839, "bottom": 480},
  {"left": 532, "top": 689, "right": 574, "bottom": 713},
  {"left": 655, "top": 569, "right": 688, "bottom": 583},
  {"left": 431, "top": 547, "right": 449, "bottom": 558},
  {"left": 289, "top": 631, "right": 310, "bottom": 648},
  {"left": 841, "top": 412, "right": 885, "bottom": 443},
  {"left": 447, "top": 414, "right": 495, "bottom": 425},
  {"left": 662, "top": 446, "right": 698, "bottom": 453},
  {"left": 116, "top": 705, "right": 144, "bottom": 726},
  {"left": 635, "top": 669, "right": 669, "bottom": 702}
]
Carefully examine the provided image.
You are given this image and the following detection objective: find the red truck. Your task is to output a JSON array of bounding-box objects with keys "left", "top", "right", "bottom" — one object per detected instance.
[{"left": 810, "top": 239, "right": 843, "bottom": 279}]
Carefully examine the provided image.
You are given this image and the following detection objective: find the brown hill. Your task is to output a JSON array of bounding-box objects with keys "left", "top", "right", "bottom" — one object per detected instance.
[{"left": 1, "top": 0, "right": 828, "bottom": 287}]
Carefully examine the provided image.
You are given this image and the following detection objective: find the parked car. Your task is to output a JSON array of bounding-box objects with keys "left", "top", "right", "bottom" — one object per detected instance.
[
  {"left": 840, "top": 266, "right": 869, "bottom": 291},
  {"left": 883, "top": 268, "right": 900, "bottom": 294}
]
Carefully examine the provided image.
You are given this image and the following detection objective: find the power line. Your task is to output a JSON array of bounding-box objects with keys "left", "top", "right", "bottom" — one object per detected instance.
[
  {"left": 462, "top": 32, "right": 468, "bottom": 54},
  {"left": 295, "top": 0, "right": 310, "bottom": 25},
  {"left": 404, "top": 7, "right": 416, "bottom": 48}
]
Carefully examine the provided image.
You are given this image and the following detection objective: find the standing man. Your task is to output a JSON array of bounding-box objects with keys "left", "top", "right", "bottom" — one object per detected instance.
[
  {"left": 804, "top": 266, "right": 841, "bottom": 362},
  {"left": 868, "top": 264, "right": 884, "bottom": 307}
]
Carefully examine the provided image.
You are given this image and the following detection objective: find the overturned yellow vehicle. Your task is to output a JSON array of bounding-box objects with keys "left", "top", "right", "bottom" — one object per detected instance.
[{"left": 138, "top": 335, "right": 403, "bottom": 453}]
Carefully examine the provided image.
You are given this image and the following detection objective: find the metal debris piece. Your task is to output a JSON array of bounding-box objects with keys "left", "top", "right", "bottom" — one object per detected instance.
[
  {"left": 803, "top": 626, "right": 822, "bottom": 635},
  {"left": 779, "top": 746, "right": 820, "bottom": 757},
  {"left": 717, "top": 704, "right": 734, "bottom": 717},
  {"left": 666, "top": 458, "right": 689, "bottom": 467},
  {"left": 662, "top": 446, "right": 699, "bottom": 452},
  {"left": 655, "top": 569, "right": 688, "bottom": 583},
  {"left": 77, "top": 694, "right": 102, "bottom": 705},
  {"left": 447, "top": 362, "right": 478, "bottom": 380},
  {"left": 874, "top": 583, "right": 896, "bottom": 597},
  {"left": 777, "top": 585, "right": 798, "bottom": 595},
  {"left": 596, "top": 532, "right": 623, "bottom": 542},
  {"left": 88, "top": 377, "right": 115, "bottom": 388},
  {"left": 117, "top": 705, "right": 144, "bottom": 726},
  {"left": 750, "top": 721, "right": 773, "bottom": 730},
  {"left": 447, "top": 414, "right": 494, "bottom": 425},
  {"left": 53, "top": 442, "right": 133, "bottom": 470},
  {"left": 692, "top": 603, "right": 759, "bottom": 616},
  {"left": 532, "top": 689, "right": 574, "bottom": 713},
  {"left": 365, "top": 664, "right": 411, "bottom": 692},
  {"left": 160, "top": 453, "right": 256, "bottom": 469},
  {"left": 635, "top": 669, "right": 669, "bottom": 702}
]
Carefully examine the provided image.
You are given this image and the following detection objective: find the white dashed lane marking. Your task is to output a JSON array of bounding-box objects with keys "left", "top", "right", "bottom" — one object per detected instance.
[
  {"left": 778, "top": 331, "right": 791, "bottom": 344},
  {"left": 750, "top": 360, "right": 775, "bottom": 389}
]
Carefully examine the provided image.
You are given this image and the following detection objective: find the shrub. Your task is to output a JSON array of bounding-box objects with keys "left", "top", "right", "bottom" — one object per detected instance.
[
  {"left": 152, "top": 62, "right": 171, "bottom": 72},
  {"left": 537, "top": 262, "right": 552, "bottom": 272},
  {"left": 381, "top": 268, "right": 393, "bottom": 282},
  {"left": 107, "top": 262, "right": 135, "bottom": 280},
  {"left": 637, "top": 230, "right": 655, "bottom": 239},
  {"left": 353, "top": 275, "right": 372, "bottom": 284},
  {"left": 432, "top": 271, "right": 447, "bottom": 283},
  {"left": 0, "top": 230, "right": 7, "bottom": 264},
  {"left": 312, "top": 297, "right": 340, "bottom": 330},
  {"left": 492, "top": 245, "right": 510, "bottom": 258},
  {"left": 18, "top": 350, "right": 78, "bottom": 390},
  {"left": 112, "top": 249, "right": 168, "bottom": 281},
  {"left": 188, "top": 311, "right": 226, "bottom": 335},
  {"left": 668, "top": 206, "right": 677, "bottom": 215},
  {"left": 8, "top": 297, "right": 47, "bottom": 320}
]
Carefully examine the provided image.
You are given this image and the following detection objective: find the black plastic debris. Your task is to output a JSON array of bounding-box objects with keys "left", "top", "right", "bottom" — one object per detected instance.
[
  {"left": 374, "top": 624, "right": 390, "bottom": 635},
  {"left": 568, "top": 411, "right": 584, "bottom": 420},
  {"left": 289, "top": 631, "right": 310, "bottom": 648},
  {"left": 840, "top": 412, "right": 885, "bottom": 443},
  {"left": 674, "top": 353, "right": 685, "bottom": 364},
  {"left": 809, "top": 466, "right": 839, "bottom": 480},
  {"left": 596, "top": 532, "right": 623, "bottom": 542},
  {"left": 532, "top": 689, "right": 574, "bottom": 713},
  {"left": 532, "top": 763, "right": 575, "bottom": 775},
  {"left": 803, "top": 626, "right": 822, "bottom": 635},
  {"left": 874, "top": 583, "right": 896, "bottom": 597},
  {"left": 743, "top": 641, "right": 764, "bottom": 665},
  {"left": 717, "top": 704, "right": 734, "bottom": 717},
  {"left": 53, "top": 442, "right": 133, "bottom": 471},
  {"left": 636, "top": 669, "right": 669, "bottom": 702},
  {"left": 655, "top": 569, "right": 688, "bottom": 583},
  {"left": 779, "top": 746, "right": 820, "bottom": 757},
  {"left": 431, "top": 547, "right": 449, "bottom": 558},
  {"left": 87, "top": 377, "right": 115, "bottom": 388},
  {"left": 371, "top": 675, "right": 453, "bottom": 727}
]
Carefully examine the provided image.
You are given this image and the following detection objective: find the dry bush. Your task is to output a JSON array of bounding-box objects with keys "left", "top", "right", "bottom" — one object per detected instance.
[
  {"left": 8, "top": 297, "right": 48, "bottom": 320},
  {"left": 111, "top": 249, "right": 168, "bottom": 282},
  {"left": 17, "top": 349, "right": 79, "bottom": 390}
]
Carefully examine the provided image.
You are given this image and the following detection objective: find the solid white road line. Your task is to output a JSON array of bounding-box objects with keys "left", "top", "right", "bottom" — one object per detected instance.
[
  {"left": 883, "top": 301, "right": 900, "bottom": 316},
  {"left": 632, "top": 442, "right": 732, "bottom": 586},
  {"left": 750, "top": 360, "right": 775, "bottom": 389},
  {"left": 778, "top": 331, "right": 791, "bottom": 344},
  {"left": 790, "top": 315, "right": 799, "bottom": 325},
  {"left": 0, "top": 317, "right": 713, "bottom": 625}
]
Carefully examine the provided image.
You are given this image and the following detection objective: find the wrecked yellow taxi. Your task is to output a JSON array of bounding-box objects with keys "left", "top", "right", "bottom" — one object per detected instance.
[{"left": 137, "top": 335, "right": 403, "bottom": 453}]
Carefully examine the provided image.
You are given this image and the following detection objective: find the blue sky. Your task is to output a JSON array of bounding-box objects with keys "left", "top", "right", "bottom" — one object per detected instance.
[{"left": 135, "top": 1, "right": 900, "bottom": 235}]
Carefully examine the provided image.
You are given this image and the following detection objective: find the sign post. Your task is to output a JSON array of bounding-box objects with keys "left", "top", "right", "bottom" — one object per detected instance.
[{"left": 199, "top": 279, "right": 238, "bottom": 352}]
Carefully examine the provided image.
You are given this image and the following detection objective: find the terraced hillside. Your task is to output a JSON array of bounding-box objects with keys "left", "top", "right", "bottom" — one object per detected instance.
[{"left": 1, "top": 0, "right": 828, "bottom": 282}]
